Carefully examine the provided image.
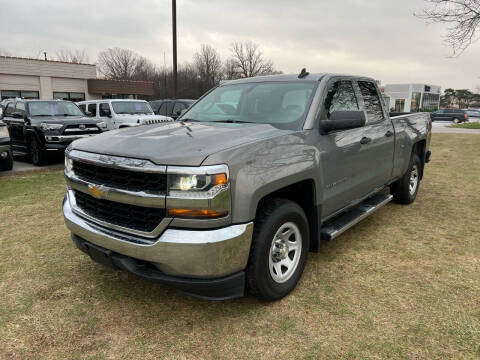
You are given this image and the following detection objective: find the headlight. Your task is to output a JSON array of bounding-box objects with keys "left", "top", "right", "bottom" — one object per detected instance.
[
  {"left": 97, "top": 121, "right": 107, "bottom": 129},
  {"left": 166, "top": 165, "right": 230, "bottom": 219},
  {"left": 64, "top": 155, "right": 74, "bottom": 174},
  {"left": 40, "top": 123, "right": 63, "bottom": 131},
  {"left": 0, "top": 126, "right": 9, "bottom": 138}
]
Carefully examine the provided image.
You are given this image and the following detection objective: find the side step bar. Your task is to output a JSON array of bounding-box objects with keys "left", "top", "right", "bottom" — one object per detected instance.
[{"left": 320, "top": 194, "right": 393, "bottom": 240}]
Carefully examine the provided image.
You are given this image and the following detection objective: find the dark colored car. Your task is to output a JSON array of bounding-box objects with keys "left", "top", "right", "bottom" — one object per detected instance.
[
  {"left": 0, "top": 120, "right": 13, "bottom": 171},
  {"left": 2, "top": 100, "right": 104, "bottom": 166},
  {"left": 149, "top": 99, "right": 195, "bottom": 119},
  {"left": 430, "top": 109, "right": 468, "bottom": 123}
]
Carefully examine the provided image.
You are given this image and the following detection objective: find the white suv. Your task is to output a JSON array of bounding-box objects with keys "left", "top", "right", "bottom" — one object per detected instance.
[{"left": 77, "top": 99, "right": 172, "bottom": 131}]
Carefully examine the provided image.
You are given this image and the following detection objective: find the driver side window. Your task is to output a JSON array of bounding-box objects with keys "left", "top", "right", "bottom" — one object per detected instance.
[{"left": 324, "top": 80, "right": 359, "bottom": 119}]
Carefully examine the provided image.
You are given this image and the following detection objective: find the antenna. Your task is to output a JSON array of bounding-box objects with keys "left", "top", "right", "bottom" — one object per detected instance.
[{"left": 298, "top": 68, "right": 309, "bottom": 79}]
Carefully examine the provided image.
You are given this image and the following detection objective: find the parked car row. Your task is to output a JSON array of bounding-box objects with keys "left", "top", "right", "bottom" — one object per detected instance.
[
  {"left": 430, "top": 108, "right": 480, "bottom": 123},
  {"left": 149, "top": 99, "right": 195, "bottom": 119}
]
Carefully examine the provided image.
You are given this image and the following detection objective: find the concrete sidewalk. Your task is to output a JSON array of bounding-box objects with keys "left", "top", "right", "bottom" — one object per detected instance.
[{"left": 432, "top": 121, "right": 480, "bottom": 134}]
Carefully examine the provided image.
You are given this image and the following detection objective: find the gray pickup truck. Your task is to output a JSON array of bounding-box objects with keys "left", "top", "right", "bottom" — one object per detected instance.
[{"left": 63, "top": 72, "right": 431, "bottom": 300}]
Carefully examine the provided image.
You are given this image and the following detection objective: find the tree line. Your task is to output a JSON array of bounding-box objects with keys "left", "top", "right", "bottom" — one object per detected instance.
[
  {"left": 96, "top": 42, "right": 280, "bottom": 99},
  {"left": 440, "top": 88, "right": 480, "bottom": 108}
]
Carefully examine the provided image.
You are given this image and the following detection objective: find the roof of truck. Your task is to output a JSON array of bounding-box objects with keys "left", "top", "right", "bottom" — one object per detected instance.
[{"left": 221, "top": 73, "right": 375, "bottom": 85}]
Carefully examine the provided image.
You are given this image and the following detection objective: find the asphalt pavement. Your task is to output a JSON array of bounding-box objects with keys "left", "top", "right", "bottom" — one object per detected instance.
[{"left": 0, "top": 154, "right": 63, "bottom": 176}]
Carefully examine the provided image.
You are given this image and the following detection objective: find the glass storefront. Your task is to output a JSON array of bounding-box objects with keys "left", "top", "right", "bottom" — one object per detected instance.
[
  {"left": 395, "top": 99, "right": 405, "bottom": 112},
  {"left": 411, "top": 92, "right": 421, "bottom": 112},
  {"left": 421, "top": 93, "right": 440, "bottom": 111}
]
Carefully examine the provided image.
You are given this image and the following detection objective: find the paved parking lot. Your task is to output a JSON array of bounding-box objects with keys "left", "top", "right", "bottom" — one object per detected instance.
[{"left": 0, "top": 155, "right": 63, "bottom": 176}]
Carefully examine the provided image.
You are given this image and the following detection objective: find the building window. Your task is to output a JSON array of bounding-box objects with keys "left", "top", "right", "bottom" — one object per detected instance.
[
  {"left": 101, "top": 94, "right": 137, "bottom": 100},
  {"left": 1, "top": 90, "right": 39, "bottom": 100},
  {"left": 53, "top": 92, "right": 85, "bottom": 102},
  {"left": 421, "top": 93, "right": 440, "bottom": 111},
  {"left": 411, "top": 92, "right": 421, "bottom": 112}
]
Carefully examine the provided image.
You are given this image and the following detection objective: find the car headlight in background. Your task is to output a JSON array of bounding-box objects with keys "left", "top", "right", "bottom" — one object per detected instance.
[
  {"left": 0, "top": 126, "right": 9, "bottom": 138},
  {"left": 167, "top": 165, "right": 230, "bottom": 219},
  {"left": 40, "top": 123, "right": 63, "bottom": 131}
]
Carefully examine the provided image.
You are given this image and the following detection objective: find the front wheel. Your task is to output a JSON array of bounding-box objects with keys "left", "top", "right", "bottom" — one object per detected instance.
[
  {"left": 30, "top": 138, "right": 47, "bottom": 166},
  {"left": 247, "top": 198, "right": 309, "bottom": 301}
]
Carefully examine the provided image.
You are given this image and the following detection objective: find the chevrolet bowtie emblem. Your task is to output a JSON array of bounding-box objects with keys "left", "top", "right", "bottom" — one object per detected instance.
[{"left": 88, "top": 185, "right": 105, "bottom": 199}]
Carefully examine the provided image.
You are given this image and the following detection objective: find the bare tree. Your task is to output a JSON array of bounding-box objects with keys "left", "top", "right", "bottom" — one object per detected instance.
[
  {"left": 223, "top": 58, "right": 238, "bottom": 80},
  {"left": 193, "top": 44, "right": 223, "bottom": 90},
  {"left": 98, "top": 48, "right": 143, "bottom": 80},
  {"left": 416, "top": 0, "right": 480, "bottom": 55},
  {"left": 56, "top": 48, "right": 89, "bottom": 63},
  {"left": 229, "top": 41, "right": 276, "bottom": 78}
]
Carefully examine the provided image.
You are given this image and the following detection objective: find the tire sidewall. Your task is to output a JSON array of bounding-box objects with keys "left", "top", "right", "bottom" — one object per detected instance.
[
  {"left": 406, "top": 154, "right": 421, "bottom": 202},
  {"left": 250, "top": 202, "right": 309, "bottom": 300},
  {"left": 30, "top": 138, "right": 42, "bottom": 165}
]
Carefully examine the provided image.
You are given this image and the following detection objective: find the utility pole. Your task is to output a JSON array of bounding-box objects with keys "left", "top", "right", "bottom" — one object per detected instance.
[{"left": 172, "top": 0, "right": 177, "bottom": 99}]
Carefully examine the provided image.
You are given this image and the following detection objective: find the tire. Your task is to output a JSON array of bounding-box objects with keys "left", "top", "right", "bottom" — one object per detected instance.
[
  {"left": 0, "top": 151, "right": 13, "bottom": 171},
  {"left": 453, "top": 118, "right": 460, "bottom": 124},
  {"left": 29, "top": 137, "right": 47, "bottom": 166},
  {"left": 390, "top": 152, "right": 421, "bottom": 204},
  {"left": 247, "top": 198, "right": 310, "bottom": 301}
]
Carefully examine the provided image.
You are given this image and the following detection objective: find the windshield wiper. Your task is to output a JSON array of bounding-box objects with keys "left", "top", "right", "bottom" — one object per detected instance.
[{"left": 214, "top": 119, "right": 254, "bottom": 124}]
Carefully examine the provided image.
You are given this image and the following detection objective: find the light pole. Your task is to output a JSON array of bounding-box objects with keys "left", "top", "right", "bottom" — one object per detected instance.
[{"left": 172, "top": 0, "right": 177, "bottom": 99}]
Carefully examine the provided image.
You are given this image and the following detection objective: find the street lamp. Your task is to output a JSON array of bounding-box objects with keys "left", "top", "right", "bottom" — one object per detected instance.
[{"left": 172, "top": 0, "right": 177, "bottom": 99}]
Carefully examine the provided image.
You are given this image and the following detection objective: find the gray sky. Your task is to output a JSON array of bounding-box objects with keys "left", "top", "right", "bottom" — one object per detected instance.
[{"left": 1, "top": 0, "right": 478, "bottom": 91}]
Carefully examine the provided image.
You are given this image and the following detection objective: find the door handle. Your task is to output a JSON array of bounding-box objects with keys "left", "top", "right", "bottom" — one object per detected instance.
[
  {"left": 385, "top": 130, "right": 393, "bottom": 137},
  {"left": 360, "top": 137, "right": 372, "bottom": 144}
]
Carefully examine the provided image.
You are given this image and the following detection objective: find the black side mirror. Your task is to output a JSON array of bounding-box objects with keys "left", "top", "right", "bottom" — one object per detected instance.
[
  {"left": 85, "top": 111, "right": 93, "bottom": 117},
  {"left": 320, "top": 111, "right": 366, "bottom": 133},
  {"left": 12, "top": 112, "right": 24, "bottom": 119},
  {"left": 101, "top": 110, "right": 112, "bottom": 118}
]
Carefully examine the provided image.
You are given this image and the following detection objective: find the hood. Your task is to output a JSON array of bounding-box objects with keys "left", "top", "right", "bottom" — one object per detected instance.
[{"left": 71, "top": 121, "right": 289, "bottom": 166}]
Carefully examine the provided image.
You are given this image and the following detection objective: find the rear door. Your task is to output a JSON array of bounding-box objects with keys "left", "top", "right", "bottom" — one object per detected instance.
[
  {"left": 4, "top": 102, "right": 25, "bottom": 148},
  {"left": 356, "top": 80, "right": 395, "bottom": 190}
]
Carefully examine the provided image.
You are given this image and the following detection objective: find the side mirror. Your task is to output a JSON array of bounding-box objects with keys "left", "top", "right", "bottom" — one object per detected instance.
[
  {"left": 320, "top": 111, "right": 366, "bottom": 133},
  {"left": 85, "top": 111, "right": 93, "bottom": 117},
  {"left": 102, "top": 110, "right": 112, "bottom": 118},
  {"left": 12, "top": 112, "right": 24, "bottom": 119}
]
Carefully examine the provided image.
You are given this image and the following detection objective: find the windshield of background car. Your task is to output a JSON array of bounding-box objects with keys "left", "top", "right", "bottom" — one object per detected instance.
[
  {"left": 112, "top": 101, "right": 153, "bottom": 114},
  {"left": 182, "top": 81, "right": 318, "bottom": 130},
  {"left": 28, "top": 101, "right": 84, "bottom": 117}
]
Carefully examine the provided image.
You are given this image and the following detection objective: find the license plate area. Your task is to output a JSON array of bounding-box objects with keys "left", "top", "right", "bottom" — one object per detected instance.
[{"left": 84, "top": 242, "right": 117, "bottom": 269}]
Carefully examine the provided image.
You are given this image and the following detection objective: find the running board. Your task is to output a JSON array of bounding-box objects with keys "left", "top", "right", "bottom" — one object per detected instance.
[{"left": 320, "top": 194, "right": 393, "bottom": 240}]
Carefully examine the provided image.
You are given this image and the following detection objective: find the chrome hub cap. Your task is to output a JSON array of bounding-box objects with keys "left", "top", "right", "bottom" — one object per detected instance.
[
  {"left": 409, "top": 164, "right": 419, "bottom": 196},
  {"left": 269, "top": 222, "right": 302, "bottom": 284}
]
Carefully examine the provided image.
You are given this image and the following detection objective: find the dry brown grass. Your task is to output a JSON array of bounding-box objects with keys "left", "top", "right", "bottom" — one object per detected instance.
[{"left": 0, "top": 134, "right": 479, "bottom": 359}]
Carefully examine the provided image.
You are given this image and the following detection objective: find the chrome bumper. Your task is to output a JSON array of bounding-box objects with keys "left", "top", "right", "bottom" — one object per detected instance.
[{"left": 63, "top": 195, "right": 253, "bottom": 278}]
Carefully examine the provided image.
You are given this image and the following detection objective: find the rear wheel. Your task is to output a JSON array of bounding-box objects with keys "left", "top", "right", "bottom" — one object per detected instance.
[
  {"left": 391, "top": 152, "right": 421, "bottom": 204},
  {"left": 247, "top": 198, "right": 309, "bottom": 301},
  {"left": 30, "top": 137, "right": 47, "bottom": 166},
  {"left": 453, "top": 117, "right": 460, "bottom": 124}
]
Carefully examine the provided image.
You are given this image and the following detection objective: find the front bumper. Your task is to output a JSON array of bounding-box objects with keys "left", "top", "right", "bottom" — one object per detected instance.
[{"left": 63, "top": 195, "right": 254, "bottom": 298}]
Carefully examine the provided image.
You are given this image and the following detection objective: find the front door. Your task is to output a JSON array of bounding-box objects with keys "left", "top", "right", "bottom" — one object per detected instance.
[{"left": 318, "top": 79, "right": 369, "bottom": 217}]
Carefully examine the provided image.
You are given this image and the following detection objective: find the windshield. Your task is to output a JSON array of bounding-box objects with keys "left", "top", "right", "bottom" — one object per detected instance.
[
  {"left": 112, "top": 101, "right": 153, "bottom": 114},
  {"left": 28, "top": 101, "right": 84, "bottom": 117},
  {"left": 182, "top": 81, "right": 317, "bottom": 129}
]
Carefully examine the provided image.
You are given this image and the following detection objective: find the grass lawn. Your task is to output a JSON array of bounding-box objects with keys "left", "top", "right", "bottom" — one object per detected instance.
[
  {"left": 1, "top": 134, "right": 479, "bottom": 359},
  {"left": 448, "top": 122, "right": 480, "bottom": 129}
]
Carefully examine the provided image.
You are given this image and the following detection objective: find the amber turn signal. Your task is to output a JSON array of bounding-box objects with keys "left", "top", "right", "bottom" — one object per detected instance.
[
  {"left": 168, "top": 208, "right": 228, "bottom": 219},
  {"left": 212, "top": 173, "right": 228, "bottom": 185}
]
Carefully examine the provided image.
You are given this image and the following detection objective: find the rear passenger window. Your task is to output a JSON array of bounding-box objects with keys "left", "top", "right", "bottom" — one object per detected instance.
[
  {"left": 4, "top": 103, "right": 15, "bottom": 116},
  {"left": 323, "top": 80, "right": 359, "bottom": 119},
  {"left": 358, "top": 81, "right": 384, "bottom": 123},
  {"left": 87, "top": 103, "right": 97, "bottom": 116}
]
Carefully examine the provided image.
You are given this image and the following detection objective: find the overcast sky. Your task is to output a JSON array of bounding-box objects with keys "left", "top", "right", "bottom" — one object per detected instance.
[{"left": 1, "top": 0, "right": 478, "bottom": 91}]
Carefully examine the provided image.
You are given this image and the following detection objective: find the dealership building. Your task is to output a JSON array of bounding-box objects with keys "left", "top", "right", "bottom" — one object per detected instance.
[
  {"left": 0, "top": 56, "right": 154, "bottom": 101},
  {"left": 381, "top": 83, "right": 441, "bottom": 112}
]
